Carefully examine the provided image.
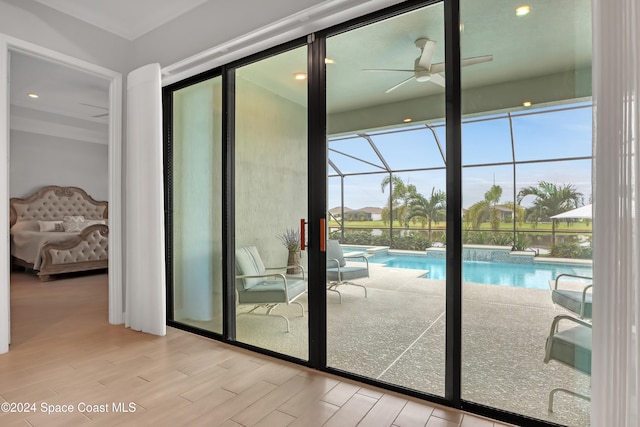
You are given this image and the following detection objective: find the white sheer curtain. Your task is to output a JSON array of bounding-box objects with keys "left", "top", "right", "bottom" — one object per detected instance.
[
  {"left": 592, "top": 0, "right": 640, "bottom": 425},
  {"left": 125, "top": 63, "right": 166, "bottom": 336}
]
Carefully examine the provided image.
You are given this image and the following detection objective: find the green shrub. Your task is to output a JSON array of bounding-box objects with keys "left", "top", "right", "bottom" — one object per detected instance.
[
  {"left": 550, "top": 242, "right": 592, "bottom": 259},
  {"left": 328, "top": 230, "right": 431, "bottom": 251},
  {"left": 513, "top": 233, "right": 532, "bottom": 251},
  {"left": 490, "top": 233, "right": 513, "bottom": 246},
  {"left": 463, "top": 231, "right": 487, "bottom": 244}
]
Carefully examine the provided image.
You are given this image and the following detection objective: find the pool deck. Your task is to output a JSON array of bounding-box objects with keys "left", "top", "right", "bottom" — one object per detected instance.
[{"left": 234, "top": 261, "right": 591, "bottom": 427}]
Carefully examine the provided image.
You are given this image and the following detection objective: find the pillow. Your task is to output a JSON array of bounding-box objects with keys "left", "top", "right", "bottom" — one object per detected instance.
[
  {"left": 62, "top": 221, "right": 83, "bottom": 232},
  {"left": 38, "top": 220, "right": 65, "bottom": 232},
  {"left": 62, "top": 219, "right": 106, "bottom": 232},
  {"left": 10, "top": 220, "right": 39, "bottom": 233},
  {"left": 63, "top": 215, "right": 85, "bottom": 223}
]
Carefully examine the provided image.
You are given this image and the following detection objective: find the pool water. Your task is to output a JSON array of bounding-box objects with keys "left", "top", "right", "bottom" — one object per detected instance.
[{"left": 364, "top": 255, "right": 592, "bottom": 289}]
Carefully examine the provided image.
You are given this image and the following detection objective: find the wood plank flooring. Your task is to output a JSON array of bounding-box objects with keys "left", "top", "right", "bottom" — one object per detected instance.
[{"left": 0, "top": 272, "right": 513, "bottom": 426}]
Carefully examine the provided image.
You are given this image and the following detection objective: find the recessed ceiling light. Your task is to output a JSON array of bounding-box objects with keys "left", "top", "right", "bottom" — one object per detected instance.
[
  {"left": 293, "top": 72, "right": 307, "bottom": 80},
  {"left": 523, "top": 100, "right": 532, "bottom": 107},
  {"left": 403, "top": 118, "right": 413, "bottom": 123},
  {"left": 325, "top": 58, "right": 335, "bottom": 64},
  {"left": 459, "top": 23, "right": 465, "bottom": 32},
  {"left": 516, "top": 5, "right": 531, "bottom": 16},
  {"left": 27, "top": 93, "right": 39, "bottom": 98}
]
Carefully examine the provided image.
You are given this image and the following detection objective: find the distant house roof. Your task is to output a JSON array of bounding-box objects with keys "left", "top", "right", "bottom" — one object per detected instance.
[
  {"left": 328, "top": 206, "right": 352, "bottom": 214},
  {"left": 495, "top": 205, "right": 514, "bottom": 213},
  {"left": 359, "top": 206, "right": 383, "bottom": 214}
]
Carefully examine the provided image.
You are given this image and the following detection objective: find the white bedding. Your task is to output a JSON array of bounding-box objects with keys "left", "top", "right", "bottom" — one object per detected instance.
[{"left": 10, "top": 222, "right": 80, "bottom": 269}]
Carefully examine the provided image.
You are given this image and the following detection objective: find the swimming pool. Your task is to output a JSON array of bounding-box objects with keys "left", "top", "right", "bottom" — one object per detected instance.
[{"left": 361, "top": 254, "right": 592, "bottom": 289}]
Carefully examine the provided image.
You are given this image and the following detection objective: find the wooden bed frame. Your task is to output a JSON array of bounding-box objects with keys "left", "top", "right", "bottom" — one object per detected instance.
[{"left": 10, "top": 186, "right": 109, "bottom": 281}]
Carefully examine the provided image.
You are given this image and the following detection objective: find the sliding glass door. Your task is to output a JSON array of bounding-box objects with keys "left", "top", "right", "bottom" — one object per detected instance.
[
  {"left": 165, "top": 1, "right": 594, "bottom": 424},
  {"left": 233, "top": 45, "right": 309, "bottom": 360},
  {"left": 325, "top": 1, "right": 447, "bottom": 396},
  {"left": 169, "top": 76, "right": 224, "bottom": 334},
  {"left": 460, "top": 1, "right": 593, "bottom": 426}
]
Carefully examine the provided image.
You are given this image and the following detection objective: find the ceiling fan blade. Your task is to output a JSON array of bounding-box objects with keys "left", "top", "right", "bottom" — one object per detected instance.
[
  {"left": 92, "top": 113, "right": 109, "bottom": 118},
  {"left": 363, "top": 68, "right": 415, "bottom": 72},
  {"left": 425, "top": 54, "right": 493, "bottom": 74},
  {"left": 385, "top": 75, "right": 415, "bottom": 93},
  {"left": 429, "top": 73, "right": 446, "bottom": 87},
  {"left": 430, "top": 62, "right": 445, "bottom": 74},
  {"left": 80, "top": 102, "right": 108, "bottom": 110},
  {"left": 418, "top": 39, "right": 437, "bottom": 70},
  {"left": 461, "top": 55, "right": 494, "bottom": 67}
]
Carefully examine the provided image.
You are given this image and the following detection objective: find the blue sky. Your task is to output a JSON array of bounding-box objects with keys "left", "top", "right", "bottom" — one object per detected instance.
[{"left": 328, "top": 103, "right": 593, "bottom": 210}]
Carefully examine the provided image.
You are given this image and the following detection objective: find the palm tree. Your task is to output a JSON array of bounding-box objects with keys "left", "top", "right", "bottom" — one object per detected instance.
[
  {"left": 381, "top": 176, "right": 417, "bottom": 231},
  {"left": 517, "top": 181, "right": 583, "bottom": 220},
  {"left": 517, "top": 181, "right": 584, "bottom": 245},
  {"left": 465, "top": 184, "right": 503, "bottom": 231},
  {"left": 409, "top": 187, "right": 446, "bottom": 240}
]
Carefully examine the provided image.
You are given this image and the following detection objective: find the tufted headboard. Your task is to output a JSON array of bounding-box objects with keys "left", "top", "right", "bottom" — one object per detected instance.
[{"left": 9, "top": 186, "right": 108, "bottom": 227}]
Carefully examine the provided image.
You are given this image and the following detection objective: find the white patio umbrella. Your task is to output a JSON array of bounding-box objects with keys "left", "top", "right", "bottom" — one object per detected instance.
[
  {"left": 549, "top": 204, "right": 592, "bottom": 246},
  {"left": 550, "top": 204, "right": 593, "bottom": 219}
]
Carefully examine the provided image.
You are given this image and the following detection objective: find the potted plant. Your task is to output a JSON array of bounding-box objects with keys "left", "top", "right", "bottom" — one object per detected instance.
[{"left": 277, "top": 228, "right": 302, "bottom": 274}]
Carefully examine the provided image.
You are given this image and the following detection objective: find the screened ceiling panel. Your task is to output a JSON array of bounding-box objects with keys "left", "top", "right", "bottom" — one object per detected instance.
[
  {"left": 512, "top": 106, "right": 592, "bottom": 162},
  {"left": 329, "top": 135, "right": 386, "bottom": 174},
  {"left": 462, "top": 119, "right": 513, "bottom": 165},
  {"left": 372, "top": 127, "right": 446, "bottom": 170}
]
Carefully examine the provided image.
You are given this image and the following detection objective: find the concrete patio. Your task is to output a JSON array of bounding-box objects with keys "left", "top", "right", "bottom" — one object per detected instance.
[{"left": 234, "top": 262, "right": 591, "bottom": 427}]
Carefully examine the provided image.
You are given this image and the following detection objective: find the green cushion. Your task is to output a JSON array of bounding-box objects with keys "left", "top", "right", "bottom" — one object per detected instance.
[
  {"left": 327, "top": 265, "right": 368, "bottom": 282},
  {"left": 326, "top": 240, "right": 346, "bottom": 267},
  {"left": 238, "top": 278, "right": 307, "bottom": 304},
  {"left": 552, "top": 289, "right": 592, "bottom": 318},
  {"left": 547, "top": 324, "right": 592, "bottom": 375},
  {"left": 235, "top": 246, "right": 266, "bottom": 290}
]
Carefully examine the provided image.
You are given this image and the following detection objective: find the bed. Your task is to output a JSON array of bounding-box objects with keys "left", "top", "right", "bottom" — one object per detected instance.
[{"left": 9, "top": 186, "right": 109, "bottom": 281}]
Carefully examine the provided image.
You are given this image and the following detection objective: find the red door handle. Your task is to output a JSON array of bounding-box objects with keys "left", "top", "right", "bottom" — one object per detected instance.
[
  {"left": 320, "top": 218, "right": 326, "bottom": 252},
  {"left": 300, "top": 218, "right": 306, "bottom": 250}
]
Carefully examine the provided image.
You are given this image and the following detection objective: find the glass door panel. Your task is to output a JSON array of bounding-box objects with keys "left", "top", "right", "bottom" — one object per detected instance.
[
  {"left": 172, "top": 76, "right": 224, "bottom": 334},
  {"left": 326, "top": 2, "right": 446, "bottom": 396},
  {"left": 234, "top": 46, "right": 309, "bottom": 360},
  {"left": 460, "top": 1, "right": 593, "bottom": 425}
]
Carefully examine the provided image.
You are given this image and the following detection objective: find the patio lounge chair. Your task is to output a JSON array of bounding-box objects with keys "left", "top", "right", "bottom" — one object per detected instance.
[
  {"left": 550, "top": 273, "right": 592, "bottom": 319},
  {"left": 235, "top": 246, "right": 307, "bottom": 332},
  {"left": 326, "top": 240, "right": 369, "bottom": 303},
  {"left": 544, "top": 314, "right": 592, "bottom": 412}
]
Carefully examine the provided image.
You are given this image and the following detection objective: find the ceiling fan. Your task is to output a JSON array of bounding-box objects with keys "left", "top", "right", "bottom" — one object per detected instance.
[
  {"left": 363, "top": 38, "right": 493, "bottom": 93},
  {"left": 80, "top": 102, "right": 109, "bottom": 118}
]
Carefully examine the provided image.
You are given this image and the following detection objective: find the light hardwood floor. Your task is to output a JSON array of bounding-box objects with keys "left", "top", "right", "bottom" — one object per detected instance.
[{"left": 1, "top": 271, "right": 513, "bottom": 427}]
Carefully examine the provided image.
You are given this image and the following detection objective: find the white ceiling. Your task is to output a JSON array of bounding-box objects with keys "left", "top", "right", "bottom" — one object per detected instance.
[
  {"left": 10, "top": 52, "right": 110, "bottom": 143},
  {"left": 34, "top": 0, "right": 208, "bottom": 40},
  {"left": 11, "top": 0, "right": 592, "bottom": 141},
  {"left": 241, "top": 0, "right": 591, "bottom": 121}
]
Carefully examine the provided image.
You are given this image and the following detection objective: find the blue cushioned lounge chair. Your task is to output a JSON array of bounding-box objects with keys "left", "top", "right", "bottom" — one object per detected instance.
[
  {"left": 550, "top": 273, "right": 593, "bottom": 319},
  {"left": 544, "top": 314, "right": 592, "bottom": 412},
  {"left": 235, "top": 246, "right": 307, "bottom": 332},
  {"left": 326, "top": 240, "right": 368, "bottom": 303}
]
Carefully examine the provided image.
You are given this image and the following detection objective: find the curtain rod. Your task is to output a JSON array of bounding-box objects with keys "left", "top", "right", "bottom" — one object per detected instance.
[{"left": 161, "top": 0, "right": 401, "bottom": 85}]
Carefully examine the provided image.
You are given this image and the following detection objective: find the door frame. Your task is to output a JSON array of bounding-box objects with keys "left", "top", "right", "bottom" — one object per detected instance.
[{"left": 0, "top": 34, "right": 123, "bottom": 354}]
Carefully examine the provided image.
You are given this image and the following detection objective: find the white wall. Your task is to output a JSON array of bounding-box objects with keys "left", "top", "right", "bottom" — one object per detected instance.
[
  {"left": 0, "top": 0, "right": 130, "bottom": 73},
  {"left": 235, "top": 77, "right": 307, "bottom": 268},
  {"left": 9, "top": 130, "right": 108, "bottom": 200},
  {"left": 132, "top": 0, "right": 321, "bottom": 69}
]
